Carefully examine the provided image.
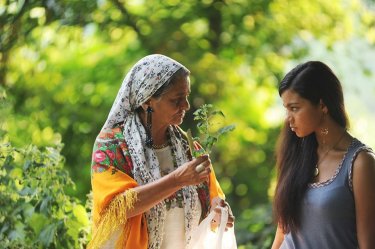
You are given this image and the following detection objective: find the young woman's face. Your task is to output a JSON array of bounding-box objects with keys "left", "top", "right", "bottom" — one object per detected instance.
[
  {"left": 150, "top": 76, "right": 191, "bottom": 128},
  {"left": 281, "top": 89, "right": 324, "bottom": 138}
]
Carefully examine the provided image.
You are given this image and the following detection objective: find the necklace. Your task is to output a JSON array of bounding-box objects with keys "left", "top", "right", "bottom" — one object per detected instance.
[
  {"left": 152, "top": 142, "right": 169, "bottom": 150},
  {"left": 314, "top": 131, "right": 346, "bottom": 177}
]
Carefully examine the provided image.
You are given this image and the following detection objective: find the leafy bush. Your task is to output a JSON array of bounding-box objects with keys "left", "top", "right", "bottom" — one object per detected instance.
[{"left": 0, "top": 142, "right": 90, "bottom": 248}]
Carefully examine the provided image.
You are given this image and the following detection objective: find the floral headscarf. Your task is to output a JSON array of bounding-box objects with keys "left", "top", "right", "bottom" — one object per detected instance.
[{"left": 101, "top": 54, "right": 201, "bottom": 248}]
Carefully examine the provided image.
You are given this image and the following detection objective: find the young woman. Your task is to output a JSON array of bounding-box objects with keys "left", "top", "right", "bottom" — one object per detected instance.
[
  {"left": 88, "top": 54, "right": 234, "bottom": 249},
  {"left": 271, "top": 61, "right": 375, "bottom": 249}
]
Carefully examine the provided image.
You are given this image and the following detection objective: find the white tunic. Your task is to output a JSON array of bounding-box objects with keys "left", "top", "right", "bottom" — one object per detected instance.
[{"left": 101, "top": 146, "right": 202, "bottom": 249}]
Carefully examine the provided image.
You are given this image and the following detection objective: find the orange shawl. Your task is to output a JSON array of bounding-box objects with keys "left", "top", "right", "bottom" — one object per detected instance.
[{"left": 88, "top": 127, "right": 224, "bottom": 249}]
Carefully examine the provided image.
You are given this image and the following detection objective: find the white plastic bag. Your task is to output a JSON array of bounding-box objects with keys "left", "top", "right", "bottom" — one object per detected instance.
[{"left": 190, "top": 206, "right": 237, "bottom": 249}]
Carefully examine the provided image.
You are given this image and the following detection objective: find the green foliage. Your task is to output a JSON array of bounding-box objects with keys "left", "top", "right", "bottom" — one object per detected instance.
[
  {"left": 1, "top": 0, "right": 375, "bottom": 247},
  {"left": 187, "top": 104, "right": 235, "bottom": 157},
  {"left": 0, "top": 142, "right": 90, "bottom": 248},
  {"left": 236, "top": 204, "right": 275, "bottom": 249}
]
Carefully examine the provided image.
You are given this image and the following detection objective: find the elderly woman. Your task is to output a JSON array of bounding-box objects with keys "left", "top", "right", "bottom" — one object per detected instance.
[{"left": 88, "top": 54, "right": 234, "bottom": 249}]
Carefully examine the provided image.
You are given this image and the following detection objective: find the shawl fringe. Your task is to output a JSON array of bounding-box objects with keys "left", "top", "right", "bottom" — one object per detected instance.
[{"left": 88, "top": 189, "right": 138, "bottom": 249}]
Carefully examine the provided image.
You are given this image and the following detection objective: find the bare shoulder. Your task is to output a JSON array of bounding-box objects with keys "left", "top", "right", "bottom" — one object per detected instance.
[
  {"left": 353, "top": 149, "right": 375, "bottom": 186},
  {"left": 352, "top": 149, "right": 375, "bottom": 248},
  {"left": 353, "top": 149, "right": 375, "bottom": 174}
]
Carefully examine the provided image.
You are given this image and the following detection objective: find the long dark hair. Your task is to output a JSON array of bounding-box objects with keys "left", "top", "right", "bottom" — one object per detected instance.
[{"left": 274, "top": 61, "right": 349, "bottom": 233}]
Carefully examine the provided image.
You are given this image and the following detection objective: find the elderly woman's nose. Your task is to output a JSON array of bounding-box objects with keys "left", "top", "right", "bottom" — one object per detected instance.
[{"left": 182, "top": 98, "right": 190, "bottom": 111}]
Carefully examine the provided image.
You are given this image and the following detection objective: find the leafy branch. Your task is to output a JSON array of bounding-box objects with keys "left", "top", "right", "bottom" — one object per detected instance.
[{"left": 187, "top": 104, "right": 235, "bottom": 157}]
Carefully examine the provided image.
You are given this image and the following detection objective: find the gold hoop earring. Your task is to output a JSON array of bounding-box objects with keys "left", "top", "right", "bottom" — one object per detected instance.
[
  {"left": 320, "top": 111, "right": 329, "bottom": 144},
  {"left": 320, "top": 127, "right": 329, "bottom": 145}
]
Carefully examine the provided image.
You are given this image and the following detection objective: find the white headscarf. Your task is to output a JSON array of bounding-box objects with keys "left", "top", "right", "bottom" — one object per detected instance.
[{"left": 101, "top": 54, "right": 201, "bottom": 248}]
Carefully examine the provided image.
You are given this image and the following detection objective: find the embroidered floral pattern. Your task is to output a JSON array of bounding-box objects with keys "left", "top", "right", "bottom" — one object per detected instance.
[
  {"left": 197, "top": 183, "right": 211, "bottom": 220},
  {"left": 91, "top": 126, "right": 133, "bottom": 176}
]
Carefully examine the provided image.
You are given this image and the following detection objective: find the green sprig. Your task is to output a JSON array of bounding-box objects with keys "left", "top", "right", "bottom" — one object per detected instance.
[{"left": 187, "top": 104, "right": 235, "bottom": 157}]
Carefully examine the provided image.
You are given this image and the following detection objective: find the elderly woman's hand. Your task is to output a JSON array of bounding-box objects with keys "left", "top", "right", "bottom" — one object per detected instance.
[
  {"left": 210, "top": 197, "right": 235, "bottom": 231},
  {"left": 172, "top": 154, "right": 211, "bottom": 187}
]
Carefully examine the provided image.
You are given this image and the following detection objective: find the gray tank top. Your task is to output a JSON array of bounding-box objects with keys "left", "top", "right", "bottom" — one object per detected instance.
[{"left": 281, "top": 138, "right": 369, "bottom": 249}]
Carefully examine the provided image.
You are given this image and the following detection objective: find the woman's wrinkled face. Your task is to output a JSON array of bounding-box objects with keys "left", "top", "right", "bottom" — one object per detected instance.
[
  {"left": 281, "top": 89, "right": 324, "bottom": 138},
  {"left": 151, "top": 76, "right": 191, "bottom": 128}
]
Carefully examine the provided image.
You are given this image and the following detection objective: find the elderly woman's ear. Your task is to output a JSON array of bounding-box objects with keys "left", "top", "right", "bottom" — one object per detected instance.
[{"left": 141, "top": 99, "right": 152, "bottom": 112}]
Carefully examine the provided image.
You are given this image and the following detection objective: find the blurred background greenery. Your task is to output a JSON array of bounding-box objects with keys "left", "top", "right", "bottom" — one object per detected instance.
[{"left": 1, "top": 0, "right": 375, "bottom": 248}]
